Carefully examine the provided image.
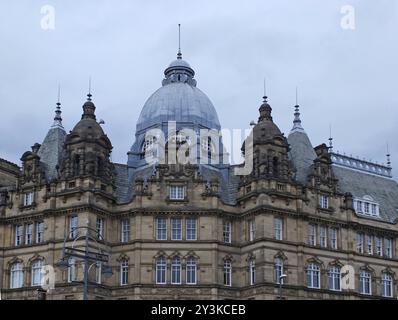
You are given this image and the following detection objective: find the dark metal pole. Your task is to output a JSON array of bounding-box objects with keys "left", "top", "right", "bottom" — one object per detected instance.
[
  {"left": 83, "top": 230, "right": 89, "bottom": 300},
  {"left": 278, "top": 279, "right": 282, "bottom": 299}
]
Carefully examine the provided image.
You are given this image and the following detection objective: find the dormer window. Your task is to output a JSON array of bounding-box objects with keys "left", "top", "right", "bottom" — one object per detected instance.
[
  {"left": 354, "top": 196, "right": 380, "bottom": 217},
  {"left": 170, "top": 185, "right": 185, "bottom": 200},
  {"left": 319, "top": 194, "right": 328, "bottom": 209},
  {"left": 23, "top": 192, "right": 34, "bottom": 206}
]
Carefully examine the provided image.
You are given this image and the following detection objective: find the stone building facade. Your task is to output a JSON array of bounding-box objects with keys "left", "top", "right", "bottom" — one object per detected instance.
[{"left": 1, "top": 49, "right": 398, "bottom": 300}]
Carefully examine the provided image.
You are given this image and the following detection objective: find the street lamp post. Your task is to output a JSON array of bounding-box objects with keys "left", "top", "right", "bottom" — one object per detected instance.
[
  {"left": 57, "top": 226, "right": 112, "bottom": 300},
  {"left": 278, "top": 274, "right": 287, "bottom": 300}
]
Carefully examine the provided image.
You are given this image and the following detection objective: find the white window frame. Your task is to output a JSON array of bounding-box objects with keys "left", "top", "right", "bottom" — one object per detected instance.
[
  {"left": 223, "top": 260, "right": 232, "bottom": 286},
  {"left": 319, "top": 194, "right": 328, "bottom": 209},
  {"left": 23, "top": 191, "right": 34, "bottom": 206},
  {"left": 381, "top": 273, "right": 393, "bottom": 298},
  {"left": 385, "top": 238, "right": 392, "bottom": 258},
  {"left": 307, "top": 263, "right": 320, "bottom": 289},
  {"left": 96, "top": 217, "right": 104, "bottom": 239},
  {"left": 67, "top": 257, "right": 76, "bottom": 283},
  {"left": 366, "top": 235, "right": 373, "bottom": 255},
  {"left": 249, "top": 260, "right": 256, "bottom": 285},
  {"left": 171, "top": 256, "right": 181, "bottom": 285},
  {"left": 274, "top": 217, "right": 283, "bottom": 241},
  {"left": 156, "top": 256, "right": 167, "bottom": 284},
  {"left": 249, "top": 219, "right": 256, "bottom": 242},
  {"left": 275, "top": 258, "right": 284, "bottom": 285},
  {"left": 31, "top": 260, "right": 43, "bottom": 286},
  {"left": 359, "top": 271, "right": 372, "bottom": 295},
  {"left": 15, "top": 224, "right": 23, "bottom": 246},
  {"left": 10, "top": 263, "right": 24, "bottom": 289},
  {"left": 156, "top": 217, "right": 167, "bottom": 240},
  {"left": 330, "top": 228, "right": 338, "bottom": 250},
  {"left": 120, "top": 259, "right": 129, "bottom": 286},
  {"left": 171, "top": 218, "right": 182, "bottom": 241},
  {"left": 320, "top": 226, "right": 327, "bottom": 248},
  {"left": 357, "top": 233, "right": 364, "bottom": 254},
  {"left": 186, "top": 256, "right": 197, "bottom": 285},
  {"left": 328, "top": 266, "right": 341, "bottom": 291},
  {"left": 223, "top": 221, "right": 232, "bottom": 244},
  {"left": 308, "top": 224, "right": 317, "bottom": 246},
  {"left": 169, "top": 185, "right": 185, "bottom": 200},
  {"left": 121, "top": 219, "right": 130, "bottom": 243},
  {"left": 35, "top": 221, "right": 44, "bottom": 243},
  {"left": 69, "top": 215, "right": 78, "bottom": 239},
  {"left": 186, "top": 218, "right": 197, "bottom": 241},
  {"left": 95, "top": 262, "right": 102, "bottom": 284},
  {"left": 375, "top": 236, "right": 383, "bottom": 256},
  {"left": 25, "top": 223, "right": 33, "bottom": 245}
]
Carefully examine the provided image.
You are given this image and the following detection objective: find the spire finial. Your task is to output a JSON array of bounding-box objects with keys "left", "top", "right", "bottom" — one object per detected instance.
[
  {"left": 387, "top": 142, "right": 391, "bottom": 167},
  {"left": 262, "top": 77, "right": 268, "bottom": 103},
  {"left": 290, "top": 87, "right": 304, "bottom": 133},
  {"left": 87, "top": 77, "right": 92, "bottom": 101},
  {"left": 328, "top": 124, "right": 334, "bottom": 152},
  {"left": 52, "top": 83, "right": 63, "bottom": 129},
  {"left": 177, "top": 24, "right": 182, "bottom": 59}
]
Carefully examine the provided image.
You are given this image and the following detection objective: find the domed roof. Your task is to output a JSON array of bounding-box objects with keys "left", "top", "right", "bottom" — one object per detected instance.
[
  {"left": 252, "top": 97, "right": 283, "bottom": 143},
  {"left": 135, "top": 56, "right": 221, "bottom": 132}
]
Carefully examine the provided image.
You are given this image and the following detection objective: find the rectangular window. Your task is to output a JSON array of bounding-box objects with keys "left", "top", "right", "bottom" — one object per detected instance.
[
  {"left": 357, "top": 233, "right": 364, "bottom": 254},
  {"left": 223, "top": 261, "right": 232, "bottom": 286},
  {"left": 328, "top": 267, "right": 341, "bottom": 291},
  {"left": 320, "top": 226, "right": 327, "bottom": 248},
  {"left": 385, "top": 238, "right": 392, "bottom": 258},
  {"left": 381, "top": 273, "right": 393, "bottom": 298},
  {"left": 169, "top": 185, "right": 185, "bottom": 200},
  {"left": 360, "top": 272, "right": 372, "bottom": 295},
  {"left": 171, "top": 258, "right": 181, "bottom": 284},
  {"left": 308, "top": 224, "right": 317, "bottom": 246},
  {"left": 371, "top": 204, "right": 377, "bottom": 216},
  {"left": 69, "top": 215, "right": 78, "bottom": 239},
  {"left": 274, "top": 217, "right": 283, "bottom": 241},
  {"left": 96, "top": 218, "right": 104, "bottom": 239},
  {"left": 356, "top": 201, "right": 363, "bottom": 213},
  {"left": 23, "top": 192, "right": 34, "bottom": 206},
  {"left": 15, "top": 224, "right": 23, "bottom": 246},
  {"left": 121, "top": 219, "right": 130, "bottom": 243},
  {"left": 171, "top": 218, "right": 182, "bottom": 240},
  {"left": 223, "top": 221, "right": 232, "bottom": 243},
  {"left": 375, "top": 236, "right": 383, "bottom": 256},
  {"left": 319, "top": 195, "right": 328, "bottom": 209},
  {"left": 95, "top": 262, "right": 102, "bottom": 284},
  {"left": 67, "top": 258, "right": 76, "bottom": 283},
  {"left": 35, "top": 221, "right": 44, "bottom": 243},
  {"left": 364, "top": 202, "right": 370, "bottom": 215},
  {"left": 249, "top": 219, "right": 256, "bottom": 241},
  {"left": 250, "top": 260, "right": 256, "bottom": 285},
  {"left": 366, "top": 235, "right": 373, "bottom": 255},
  {"left": 25, "top": 223, "right": 33, "bottom": 245},
  {"left": 330, "top": 228, "right": 338, "bottom": 250},
  {"left": 120, "top": 260, "right": 129, "bottom": 285},
  {"left": 186, "top": 218, "right": 197, "bottom": 240},
  {"left": 156, "top": 217, "right": 167, "bottom": 240}
]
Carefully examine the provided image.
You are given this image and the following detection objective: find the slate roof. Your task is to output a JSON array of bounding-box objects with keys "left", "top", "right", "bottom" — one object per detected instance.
[
  {"left": 37, "top": 127, "right": 66, "bottom": 181},
  {"left": 333, "top": 165, "right": 398, "bottom": 223},
  {"left": 114, "top": 163, "right": 133, "bottom": 204},
  {"left": 288, "top": 130, "right": 317, "bottom": 184}
]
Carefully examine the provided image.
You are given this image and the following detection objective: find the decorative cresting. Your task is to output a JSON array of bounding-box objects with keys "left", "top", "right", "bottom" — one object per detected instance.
[
  {"left": 241, "top": 96, "right": 294, "bottom": 183},
  {"left": 59, "top": 94, "right": 115, "bottom": 184}
]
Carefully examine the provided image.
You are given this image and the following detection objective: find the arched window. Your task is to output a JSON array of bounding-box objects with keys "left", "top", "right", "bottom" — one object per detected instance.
[
  {"left": 67, "top": 257, "right": 76, "bottom": 283},
  {"left": 120, "top": 259, "right": 129, "bottom": 286},
  {"left": 306, "top": 263, "right": 320, "bottom": 289},
  {"left": 359, "top": 271, "right": 372, "bottom": 295},
  {"left": 156, "top": 256, "right": 167, "bottom": 284},
  {"left": 249, "top": 259, "right": 256, "bottom": 285},
  {"left": 31, "top": 260, "right": 43, "bottom": 286},
  {"left": 328, "top": 266, "right": 341, "bottom": 291},
  {"left": 186, "top": 256, "right": 197, "bottom": 285},
  {"left": 171, "top": 256, "right": 181, "bottom": 284},
  {"left": 10, "top": 262, "right": 23, "bottom": 289},
  {"left": 223, "top": 259, "right": 232, "bottom": 286},
  {"left": 275, "top": 258, "right": 284, "bottom": 284},
  {"left": 381, "top": 272, "right": 393, "bottom": 298}
]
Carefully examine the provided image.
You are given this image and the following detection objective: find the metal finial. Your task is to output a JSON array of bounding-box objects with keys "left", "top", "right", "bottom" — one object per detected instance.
[
  {"left": 262, "top": 78, "right": 268, "bottom": 103},
  {"left": 52, "top": 83, "right": 63, "bottom": 129},
  {"left": 295, "top": 86, "right": 298, "bottom": 106},
  {"left": 387, "top": 142, "right": 391, "bottom": 167},
  {"left": 87, "top": 77, "right": 92, "bottom": 101},
  {"left": 328, "top": 124, "right": 333, "bottom": 152},
  {"left": 177, "top": 24, "right": 182, "bottom": 59}
]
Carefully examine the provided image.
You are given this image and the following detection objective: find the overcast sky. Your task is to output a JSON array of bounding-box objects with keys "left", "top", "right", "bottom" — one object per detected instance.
[{"left": 0, "top": 0, "right": 397, "bottom": 179}]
